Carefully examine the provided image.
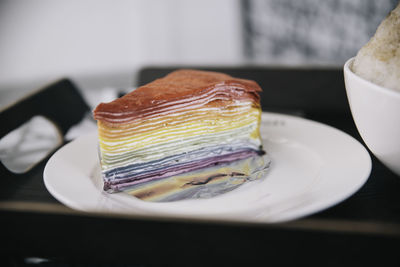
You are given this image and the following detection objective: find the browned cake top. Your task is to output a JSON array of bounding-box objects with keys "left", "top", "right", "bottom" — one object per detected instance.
[{"left": 93, "top": 69, "right": 262, "bottom": 122}]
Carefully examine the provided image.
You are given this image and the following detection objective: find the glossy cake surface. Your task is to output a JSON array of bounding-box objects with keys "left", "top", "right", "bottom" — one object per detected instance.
[{"left": 93, "top": 69, "right": 269, "bottom": 201}]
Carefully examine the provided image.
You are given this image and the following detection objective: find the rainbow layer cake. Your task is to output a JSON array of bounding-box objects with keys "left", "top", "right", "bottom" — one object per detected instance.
[{"left": 93, "top": 69, "right": 270, "bottom": 201}]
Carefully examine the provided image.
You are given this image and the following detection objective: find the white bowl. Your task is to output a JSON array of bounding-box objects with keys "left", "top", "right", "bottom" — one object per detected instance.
[{"left": 344, "top": 57, "right": 400, "bottom": 176}]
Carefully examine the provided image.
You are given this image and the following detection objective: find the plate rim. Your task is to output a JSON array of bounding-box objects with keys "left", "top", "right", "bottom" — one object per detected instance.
[{"left": 44, "top": 112, "right": 372, "bottom": 223}]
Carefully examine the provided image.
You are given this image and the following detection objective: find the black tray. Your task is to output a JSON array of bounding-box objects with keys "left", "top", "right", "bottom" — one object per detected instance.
[{"left": 1, "top": 68, "right": 399, "bottom": 266}]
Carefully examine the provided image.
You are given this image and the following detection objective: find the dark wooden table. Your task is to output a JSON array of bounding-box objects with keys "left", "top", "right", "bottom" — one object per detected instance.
[{"left": 1, "top": 68, "right": 399, "bottom": 266}]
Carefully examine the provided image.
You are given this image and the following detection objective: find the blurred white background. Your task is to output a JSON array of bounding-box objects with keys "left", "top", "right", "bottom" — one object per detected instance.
[
  {"left": 0, "top": 0, "right": 241, "bottom": 102},
  {"left": 0, "top": 0, "right": 397, "bottom": 106}
]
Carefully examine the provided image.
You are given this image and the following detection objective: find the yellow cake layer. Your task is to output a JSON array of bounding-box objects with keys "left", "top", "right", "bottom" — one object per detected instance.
[
  {"left": 97, "top": 101, "right": 256, "bottom": 138},
  {"left": 98, "top": 107, "right": 261, "bottom": 153}
]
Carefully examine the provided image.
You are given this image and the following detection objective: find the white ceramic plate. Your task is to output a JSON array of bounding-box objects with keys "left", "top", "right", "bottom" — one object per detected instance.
[{"left": 44, "top": 112, "right": 372, "bottom": 223}]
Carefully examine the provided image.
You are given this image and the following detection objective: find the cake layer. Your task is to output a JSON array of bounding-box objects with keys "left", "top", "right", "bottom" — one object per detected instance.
[
  {"left": 98, "top": 107, "right": 260, "bottom": 155},
  {"left": 104, "top": 148, "right": 262, "bottom": 192},
  {"left": 93, "top": 69, "right": 267, "bottom": 200},
  {"left": 126, "top": 152, "right": 270, "bottom": 202},
  {"left": 93, "top": 69, "right": 261, "bottom": 124},
  {"left": 98, "top": 100, "right": 255, "bottom": 138},
  {"left": 103, "top": 145, "right": 259, "bottom": 181},
  {"left": 100, "top": 127, "right": 260, "bottom": 171},
  {"left": 101, "top": 117, "right": 263, "bottom": 193}
]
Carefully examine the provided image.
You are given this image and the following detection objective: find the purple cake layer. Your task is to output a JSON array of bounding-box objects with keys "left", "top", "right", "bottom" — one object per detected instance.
[{"left": 104, "top": 149, "right": 260, "bottom": 192}]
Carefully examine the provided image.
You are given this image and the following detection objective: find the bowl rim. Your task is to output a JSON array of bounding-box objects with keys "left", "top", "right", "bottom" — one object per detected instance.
[{"left": 344, "top": 57, "right": 400, "bottom": 99}]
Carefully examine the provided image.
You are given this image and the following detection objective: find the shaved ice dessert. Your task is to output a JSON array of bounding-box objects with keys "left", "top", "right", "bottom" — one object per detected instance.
[{"left": 352, "top": 3, "right": 400, "bottom": 91}]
